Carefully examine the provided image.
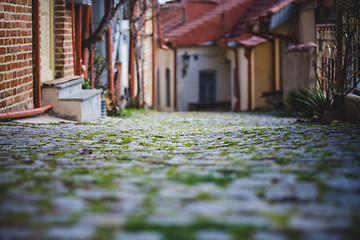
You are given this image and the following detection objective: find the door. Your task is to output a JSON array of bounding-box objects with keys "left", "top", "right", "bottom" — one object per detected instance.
[
  {"left": 199, "top": 71, "right": 216, "bottom": 103},
  {"left": 40, "top": 0, "right": 54, "bottom": 82},
  {"left": 166, "top": 68, "right": 171, "bottom": 107}
]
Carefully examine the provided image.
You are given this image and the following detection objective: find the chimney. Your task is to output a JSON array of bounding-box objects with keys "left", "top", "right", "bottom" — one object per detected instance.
[{"left": 181, "top": 0, "right": 187, "bottom": 23}]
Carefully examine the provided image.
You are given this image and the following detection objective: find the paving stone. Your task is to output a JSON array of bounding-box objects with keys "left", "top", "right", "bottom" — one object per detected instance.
[
  {"left": 74, "top": 189, "right": 117, "bottom": 200},
  {"left": 220, "top": 215, "right": 271, "bottom": 227},
  {"left": 254, "top": 231, "right": 287, "bottom": 240},
  {"left": 1, "top": 111, "right": 360, "bottom": 240},
  {"left": 303, "top": 232, "right": 347, "bottom": 240},
  {"left": 195, "top": 230, "right": 232, "bottom": 240},
  {"left": 158, "top": 184, "right": 198, "bottom": 200},
  {"left": 289, "top": 204, "right": 351, "bottom": 231},
  {"left": 54, "top": 197, "right": 86, "bottom": 213},
  {"left": 46, "top": 224, "right": 95, "bottom": 240},
  {"left": 0, "top": 227, "right": 38, "bottom": 240},
  {"left": 147, "top": 208, "right": 193, "bottom": 225},
  {"left": 264, "top": 182, "right": 317, "bottom": 201},
  {"left": 165, "top": 155, "right": 188, "bottom": 165},
  {"left": 115, "top": 231, "right": 164, "bottom": 240},
  {"left": 78, "top": 213, "right": 125, "bottom": 227},
  {"left": 0, "top": 200, "right": 38, "bottom": 214},
  {"left": 184, "top": 200, "right": 228, "bottom": 217},
  {"left": 326, "top": 177, "right": 360, "bottom": 192}
]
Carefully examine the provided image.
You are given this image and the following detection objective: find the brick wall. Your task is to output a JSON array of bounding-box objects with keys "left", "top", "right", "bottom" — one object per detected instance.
[
  {"left": 54, "top": 0, "right": 74, "bottom": 78},
  {"left": 0, "top": 0, "right": 34, "bottom": 112}
]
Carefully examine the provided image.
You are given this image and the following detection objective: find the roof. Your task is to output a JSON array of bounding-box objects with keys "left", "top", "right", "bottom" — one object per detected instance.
[
  {"left": 225, "top": 0, "right": 297, "bottom": 47},
  {"left": 158, "top": 0, "right": 296, "bottom": 47},
  {"left": 226, "top": 0, "right": 279, "bottom": 38},
  {"left": 160, "top": 0, "right": 254, "bottom": 47}
]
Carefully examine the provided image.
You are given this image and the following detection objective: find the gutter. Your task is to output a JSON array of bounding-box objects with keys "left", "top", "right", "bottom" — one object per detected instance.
[
  {"left": 0, "top": 105, "right": 53, "bottom": 121},
  {"left": 152, "top": 0, "right": 156, "bottom": 108},
  {"left": 173, "top": 48, "right": 177, "bottom": 110},
  {"left": 32, "top": 0, "right": 41, "bottom": 108},
  {"left": 232, "top": 48, "right": 241, "bottom": 112}
]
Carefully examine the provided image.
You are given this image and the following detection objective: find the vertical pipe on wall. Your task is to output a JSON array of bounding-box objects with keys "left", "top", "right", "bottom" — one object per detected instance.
[
  {"left": 32, "top": 0, "right": 41, "bottom": 108},
  {"left": 82, "top": 4, "right": 91, "bottom": 79},
  {"left": 152, "top": 0, "right": 156, "bottom": 108},
  {"left": 106, "top": 25, "right": 115, "bottom": 101},
  {"left": 90, "top": 7, "right": 94, "bottom": 89},
  {"left": 129, "top": 31, "right": 135, "bottom": 98},
  {"left": 71, "top": 0, "right": 76, "bottom": 75},
  {"left": 75, "top": 4, "right": 82, "bottom": 76},
  {"left": 173, "top": 48, "right": 177, "bottom": 110},
  {"left": 245, "top": 47, "right": 252, "bottom": 111},
  {"left": 233, "top": 48, "right": 240, "bottom": 112},
  {"left": 271, "top": 39, "right": 276, "bottom": 92}
]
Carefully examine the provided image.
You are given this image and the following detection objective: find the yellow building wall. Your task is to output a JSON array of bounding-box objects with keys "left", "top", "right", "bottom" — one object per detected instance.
[
  {"left": 238, "top": 48, "right": 249, "bottom": 111},
  {"left": 251, "top": 42, "right": 273, "bottom": 110},
  {"left": 155, "top": 47, "right": 174, "bottom": 111}
]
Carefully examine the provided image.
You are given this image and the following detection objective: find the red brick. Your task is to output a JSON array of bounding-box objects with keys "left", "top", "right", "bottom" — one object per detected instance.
[{"left": 5, "top": 98, "right": 14, "bottom": 106}]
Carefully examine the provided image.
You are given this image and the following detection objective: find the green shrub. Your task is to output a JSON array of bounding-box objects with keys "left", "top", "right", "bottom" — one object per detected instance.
[{"left": 285, "top": 87, "right": 331, "bottom": 117}]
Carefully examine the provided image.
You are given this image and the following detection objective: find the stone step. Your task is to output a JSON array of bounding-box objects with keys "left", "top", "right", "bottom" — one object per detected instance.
[
  {"left": 42, "top": 78, "right": 102, "bottom": 122},
  {"left": 53, "top": 78, "right": 84, "bottom": 99}
]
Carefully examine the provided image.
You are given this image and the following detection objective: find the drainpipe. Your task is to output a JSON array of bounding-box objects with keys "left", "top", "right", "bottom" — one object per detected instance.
[
  {"left": 75, "top": 4, "right": 82, "bottom": 76},
  {"left": 106, "top": 25, "right": 115, "bottom": 101},
  {"left": 173, "top": 48, "right": 177, "bottom": 110},
  {"left": 82, "top": 4, "right": 91, "bottom": 79},
  {"left": 32, "top": 0, "right": 41, "bottom": 108},
  {"left": 152, "top": 0, "right": 156, "bottom": 109},
  {"left": 129, "top": 30, "right": 135, "bottom": 99},
  {"left": 90, "top": 7, "right": 94, "bottom": 88},
  {"left": 271, "top": 39, "right": 276, "bottom": 92},
  {"left": 233, "top": 48, "right": 241, "bottom": 112},
  {"left": 0, "top": 105, "right": 53, "bottom": 121},
  {"left": 245, "top": 46, "right": 252, "bottom": 111},
  {"left": 71, "top": 0, "right": 76, "bottom": 75},
  {"left": 104, "top": 1, "right": 114, "bottom": 101}
]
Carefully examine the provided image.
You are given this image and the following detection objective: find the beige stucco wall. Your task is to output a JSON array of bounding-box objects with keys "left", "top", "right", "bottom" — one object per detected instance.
[
  {"left": 155, "top": 47, "right": 174, "bottom": 111},
  {"left": 298, "top": 7, "right": 315, "bottom": 44},
  {"left": 282, "top": 45, "right": 316, "bottom": 101},
  {"left": 251, "top": 42, "right": 273, "bottom": 110},
  {"left": 238, "top": 48, "right": 249, "bottom": 111},
  {"left": 176, "top": 46, "right": 231, "bottom": 111}
]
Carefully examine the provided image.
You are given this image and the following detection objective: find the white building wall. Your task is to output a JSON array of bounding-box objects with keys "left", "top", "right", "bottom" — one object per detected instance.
[
  {"left": 225, "top": 49, "right": 237, "bottom": 110},
  {"left": 118, "top": 21, "right": 130, "bottom": 109},
  {"left": 176, "top": 46, "right": 231, "bottom": 111}
]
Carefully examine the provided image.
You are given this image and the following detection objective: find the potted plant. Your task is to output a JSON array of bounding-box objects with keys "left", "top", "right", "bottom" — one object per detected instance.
[{"left": 313, "top": 0, "right": 360, "bottom": 123}]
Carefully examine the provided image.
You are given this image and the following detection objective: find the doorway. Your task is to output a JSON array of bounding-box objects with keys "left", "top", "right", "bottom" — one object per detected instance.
[
  {"left": 199, "top": 71, "right": 216, "bottom": 103},
  {"left": 40, "top": 0, "right": 54, "bottom": 82}
]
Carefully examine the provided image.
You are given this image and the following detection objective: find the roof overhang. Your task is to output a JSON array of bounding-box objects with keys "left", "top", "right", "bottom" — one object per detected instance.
[
  {"left": 226, "top": 35, "right": 268, "bottom": 48},
  {"left": 66, "top": 0, "right": 92, "bottom": 5}
]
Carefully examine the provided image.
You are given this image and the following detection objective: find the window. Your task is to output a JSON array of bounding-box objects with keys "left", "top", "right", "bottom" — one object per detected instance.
[{"left": 166, "top": 68, "right": 171, "bottom": 107}]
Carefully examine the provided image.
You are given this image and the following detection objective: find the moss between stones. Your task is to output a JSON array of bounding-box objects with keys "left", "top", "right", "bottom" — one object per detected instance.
[{"left": 124, "top": 217, "right": 255, "bottom": 240}]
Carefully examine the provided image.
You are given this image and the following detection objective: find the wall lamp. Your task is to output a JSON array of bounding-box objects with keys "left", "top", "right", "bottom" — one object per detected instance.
[{"left": 182, "top": 51, "right": 191, "bottom": 77}]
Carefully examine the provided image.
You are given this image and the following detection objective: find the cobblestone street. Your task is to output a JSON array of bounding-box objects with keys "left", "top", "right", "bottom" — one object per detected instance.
[{"left": 0, "top": 111, "right": 360, "bottom": 240}]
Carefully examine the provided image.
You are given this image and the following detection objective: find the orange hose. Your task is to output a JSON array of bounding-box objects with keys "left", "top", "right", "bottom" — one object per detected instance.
[{"left": 0, "top": 104, "right": 53, "bottom": 120}]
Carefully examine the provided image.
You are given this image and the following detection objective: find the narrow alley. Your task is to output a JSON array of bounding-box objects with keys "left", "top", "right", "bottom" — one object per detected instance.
[{"left": 0, "top": 111, "right": 360, "bottom": 240}]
